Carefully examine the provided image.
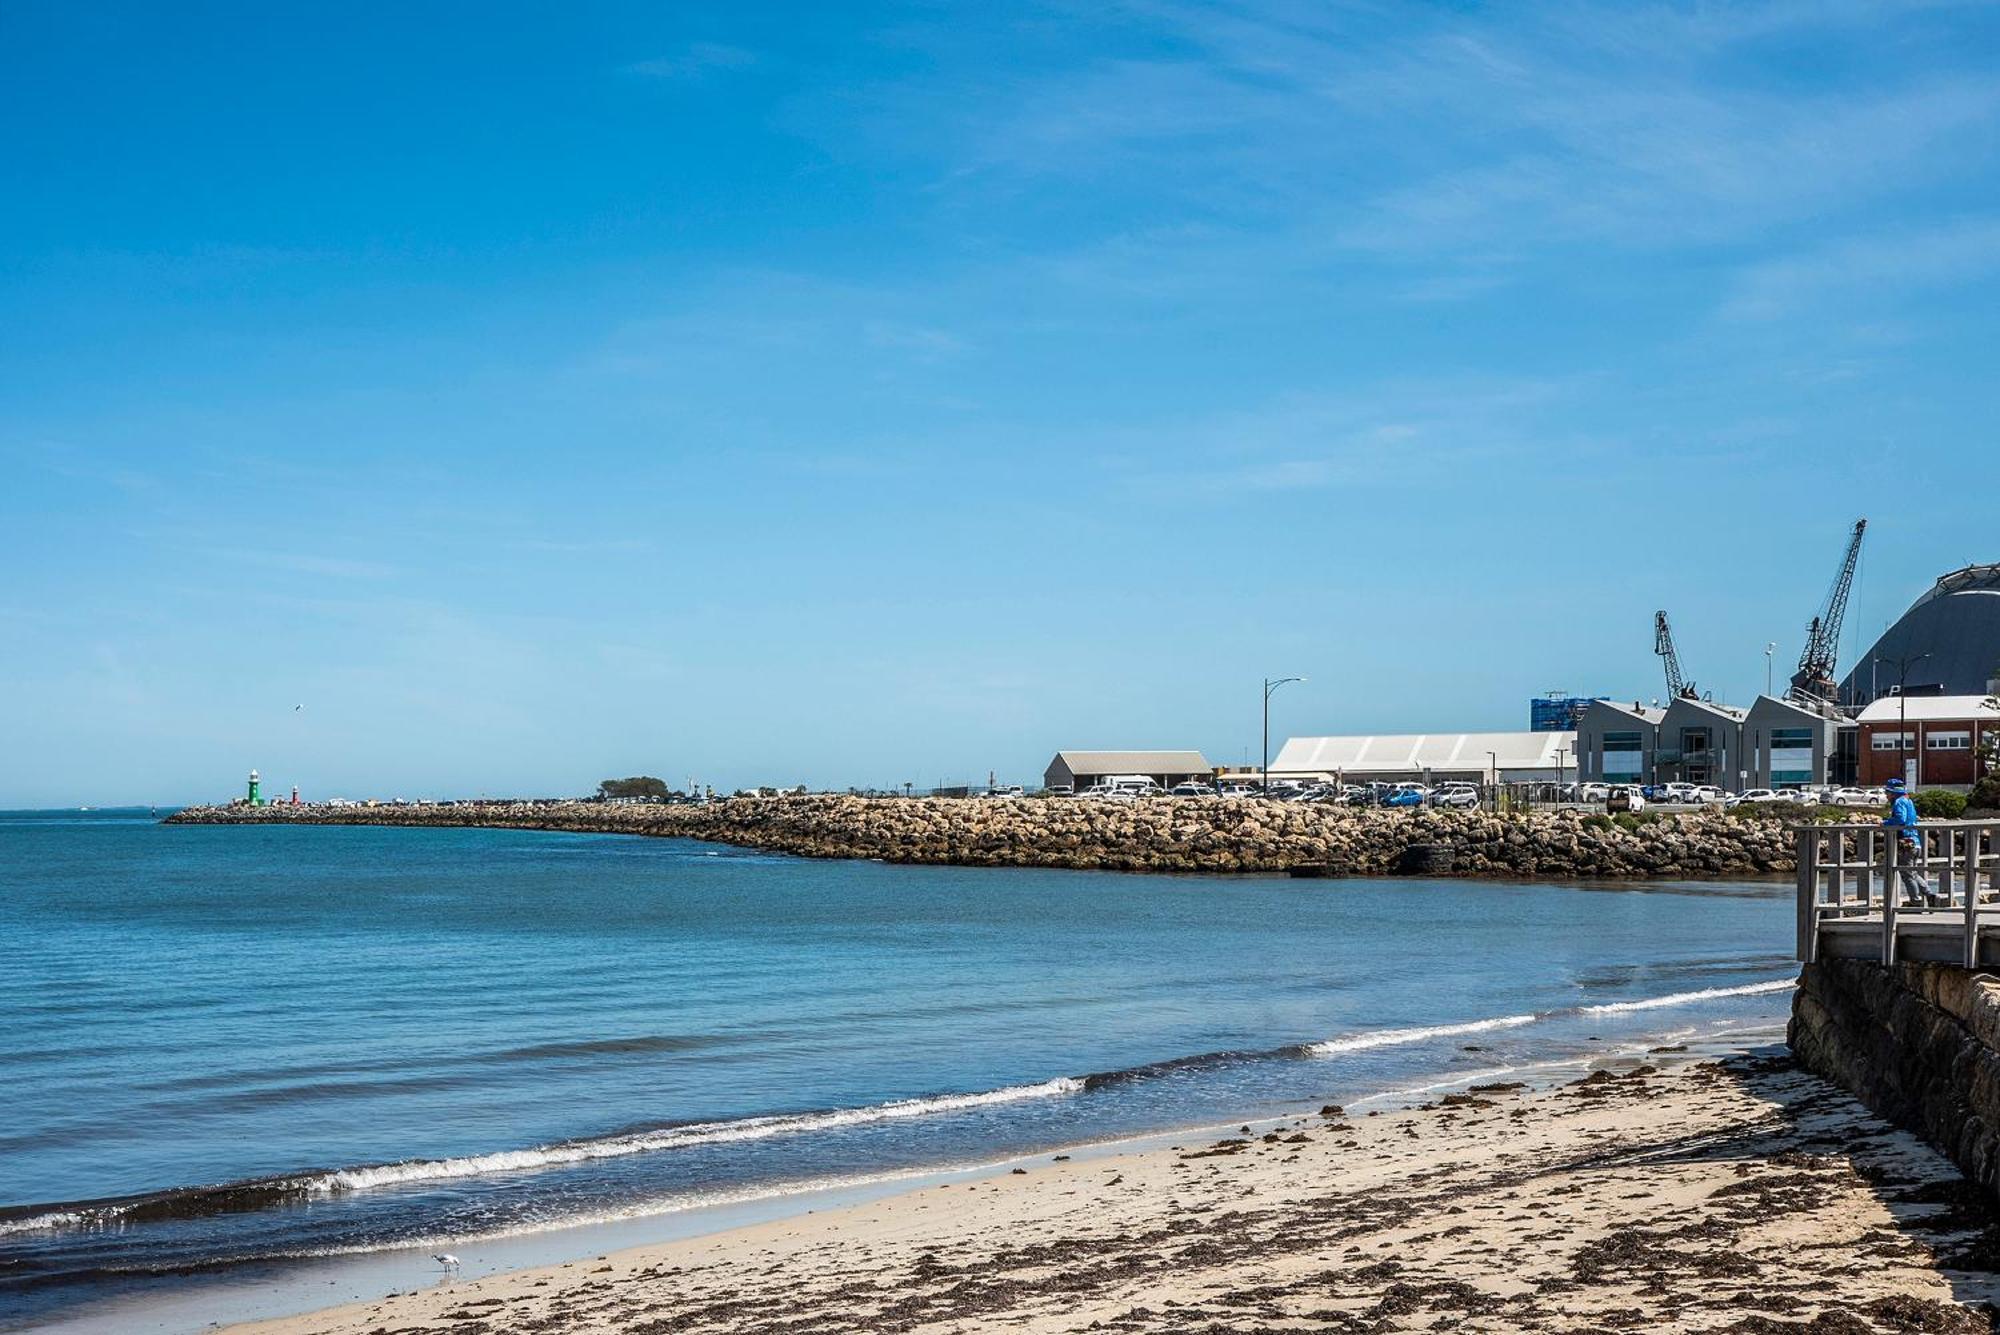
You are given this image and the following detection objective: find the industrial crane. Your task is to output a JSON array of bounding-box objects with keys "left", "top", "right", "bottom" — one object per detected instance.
[
  {"left": 1788, "top": 518, "right": 1866, "bottom": 706},
  {"left": 1654, "top": 610, "right": 1696, "bottom": 699}
]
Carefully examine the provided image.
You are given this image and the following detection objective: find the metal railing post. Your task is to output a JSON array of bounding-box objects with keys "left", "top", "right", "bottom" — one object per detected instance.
[
  {"left": 1883, "top": 830, "right": 1899, "bottom": 966},
  {"left": 1962, "top": 828, "right": 1978, "bottom": 968},
  {"left": 1797, "top": 824, "right": 1818, "bottom": 964}
]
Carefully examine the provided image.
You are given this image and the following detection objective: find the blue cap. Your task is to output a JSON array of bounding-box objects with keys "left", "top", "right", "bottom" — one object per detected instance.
[{"left": 1885, "top": 778, "right": 1908, "bottom": 793}]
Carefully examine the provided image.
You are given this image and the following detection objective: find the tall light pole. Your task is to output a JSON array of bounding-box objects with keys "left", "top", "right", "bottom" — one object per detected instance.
[
  {"left": 1486, "top": 750, "right": 1498, "bottom": 812},
  {"left": 1262, "top": 676, "right": 1305, "bottom": 795},
  {"left": 1555, "top": 746, "right": 1569, "bottom": 805},
  {"left": 1764, "top": 642, "right": 1777, "bottom": 697},
  {"left": 1876, "top": 652, "right": 1931, "bottom": 789}
]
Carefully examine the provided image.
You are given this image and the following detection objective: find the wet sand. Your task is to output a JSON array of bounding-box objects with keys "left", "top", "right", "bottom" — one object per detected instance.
[{"left": 225, "top": 1051, "right": 2000, "bottom": 1334}]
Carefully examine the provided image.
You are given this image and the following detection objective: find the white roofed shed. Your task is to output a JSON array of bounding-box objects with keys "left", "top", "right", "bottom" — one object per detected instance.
[{"left": 1268, "top": 731, "right": 1575, "bottom": 783}]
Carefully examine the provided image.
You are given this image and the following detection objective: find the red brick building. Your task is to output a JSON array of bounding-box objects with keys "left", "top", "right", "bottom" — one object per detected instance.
[{"left": 1856, "top": 695, "right": 2000, "bottom": 787}]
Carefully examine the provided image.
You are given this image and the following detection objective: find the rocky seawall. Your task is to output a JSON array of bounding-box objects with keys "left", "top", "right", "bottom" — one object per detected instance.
[
  {"left": 1791, "top": 960, "right": 2000, "bottom": 1201},
  {"left": 166, "top": 797, "right": 1802, "bottom": 879}
]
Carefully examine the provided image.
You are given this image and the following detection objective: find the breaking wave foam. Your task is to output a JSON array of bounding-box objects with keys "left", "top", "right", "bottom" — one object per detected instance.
[
  {"left": 1575, "top": 979, "right": 1794, "bottom": 1015},
  {"left": 320, "top": 1077, "right": 1083, "bottom": 1193},
  {"left": 1303, "top": 1014, "right": 1538, "bottom": 1056},
  {"left": 0, "top": 1078, "right": 1083, "bottom": 1237}
]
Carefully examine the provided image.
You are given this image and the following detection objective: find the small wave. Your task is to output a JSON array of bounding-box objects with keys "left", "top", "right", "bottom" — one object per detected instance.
[
  {"left": 1303, "top": 1014, "right": 1539, "bottom": 1056},
  {"left": 323, "top": 1076, "right": 1083, "bottom": 1192},
  {"left": 1575, "top": 979, "right": 1794, "bottom": 1015},
  {"left": 0, "top": 1077, "right": 1083, "bottom": 1237}
]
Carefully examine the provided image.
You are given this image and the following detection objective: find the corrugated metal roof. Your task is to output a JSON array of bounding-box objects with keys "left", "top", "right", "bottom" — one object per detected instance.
[
  {"left": 1855, "top": 695, "right": 2000, "bottom": 724},
  {"left": 1580, "top": 700, "right": 1667, "bottom": 724},
  {"left": 1050, "top": 750, "right": 1211, "bottom": 774},
  {"left": 1269, "top": 731, "right": 1575, "bottom": 775},
  {"left": 1661, "top": 696, "right": 1747, "bottom": 723}
]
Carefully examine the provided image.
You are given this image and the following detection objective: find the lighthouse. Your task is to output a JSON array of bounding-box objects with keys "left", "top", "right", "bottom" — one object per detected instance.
[{"left": 247, "top": 769, "right": 262, "bottom": 806}]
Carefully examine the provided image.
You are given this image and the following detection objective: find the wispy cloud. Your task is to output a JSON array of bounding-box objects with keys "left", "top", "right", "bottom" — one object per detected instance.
[
  {"left": 1097, "top": 376, "right": 1580, "bottom": 498},
  {"left": 841, "top": 1, "right": 2000, "bottom": 280},
  {"left": 1722, "top": 216, "right": 2000, "bottom": 320},
  {"left": 627, "top": 42, "right": 757, "bottom": 81},
  {"left": 198, "top": 548, "right": 400, "bottom": 579}
]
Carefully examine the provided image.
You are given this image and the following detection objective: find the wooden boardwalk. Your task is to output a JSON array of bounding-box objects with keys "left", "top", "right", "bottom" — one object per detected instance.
[{"left": 1797, "top": 818, "right": 2000, "bottom": 966}]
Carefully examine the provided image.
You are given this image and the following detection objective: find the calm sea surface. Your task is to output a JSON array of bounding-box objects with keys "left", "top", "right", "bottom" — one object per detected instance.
[{"left": 0, "top": 809, "right": 1797, "bottom": 1328}]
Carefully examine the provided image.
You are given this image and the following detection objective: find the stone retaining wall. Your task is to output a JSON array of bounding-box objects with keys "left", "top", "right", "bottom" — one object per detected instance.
[
  {"left": 1790, "top": 960, "right": 2000, "bottom": 1201},
  {"left": 167, "top": 796, "right": 1800, "bottom": 879}
]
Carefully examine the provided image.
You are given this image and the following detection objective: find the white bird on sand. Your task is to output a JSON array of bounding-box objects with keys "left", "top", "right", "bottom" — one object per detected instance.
[{"left": 433, "top": 1253, "right": 460, "bottom": 1273}]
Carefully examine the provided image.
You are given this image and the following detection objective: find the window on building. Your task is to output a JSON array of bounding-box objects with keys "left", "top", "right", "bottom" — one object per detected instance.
[
  {"left": 1926, "top": 731, "right": 1973, "bottom": 751},
  {"left": 1872, "top": 733, "right": 1914, "bottom": 751},
  {"left": 1603, "top": 731, "right": 1643, "bottom": 752},
  {"left": 1681, "top": 728, "right": 1711, "bottom": 754},
  {"left": 1770, "top": 726, "right": 1815, "bottom": 786}
]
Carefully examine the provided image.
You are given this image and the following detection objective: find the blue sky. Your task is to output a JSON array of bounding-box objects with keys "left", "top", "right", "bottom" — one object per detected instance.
[{"left": 5, "top": 1, "right": 1999, "bottom": 805}]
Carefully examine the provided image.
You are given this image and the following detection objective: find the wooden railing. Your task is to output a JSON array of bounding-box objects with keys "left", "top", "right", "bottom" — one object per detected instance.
[{"left": 1796, "top": 819, "right": 2000, "bottom": 966}]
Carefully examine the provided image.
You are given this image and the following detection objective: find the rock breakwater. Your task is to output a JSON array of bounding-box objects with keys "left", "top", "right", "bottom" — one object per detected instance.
[{"left": 167, "top": 797, "right": 1800, "bottom": 879}]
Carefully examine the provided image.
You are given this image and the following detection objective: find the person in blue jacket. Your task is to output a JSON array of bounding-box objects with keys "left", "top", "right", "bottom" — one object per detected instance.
[{"left": 1882, "top": 777, "right": 1935, "bottom": 905}]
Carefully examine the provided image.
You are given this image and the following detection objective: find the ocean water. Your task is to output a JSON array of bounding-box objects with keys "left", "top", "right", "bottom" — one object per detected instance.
[{"left": 0, "top": 809, "right": 1798, "bottom": 1329}]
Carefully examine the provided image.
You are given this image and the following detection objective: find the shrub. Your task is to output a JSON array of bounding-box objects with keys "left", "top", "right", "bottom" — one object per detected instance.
[
  {"left": 1972, "top": 777, "right": 2000, "bottom": 813},
  {"left": 1582, "top": 813, "right": 1612, "bottom": 832},
  {"left": 1914, "top": 789, "right": 1969, "bottom": 819}
]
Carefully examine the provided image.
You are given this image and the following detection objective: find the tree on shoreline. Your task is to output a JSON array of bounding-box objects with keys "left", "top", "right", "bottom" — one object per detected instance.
[{"left": 598, "top": 776, "right": 671, "bottom": 800}]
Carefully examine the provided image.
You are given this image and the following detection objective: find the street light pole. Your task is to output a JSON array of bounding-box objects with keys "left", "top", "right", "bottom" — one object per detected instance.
[
  {"left": 1876, "top": 652, "right": 1931, "bottom": 789},
  {"left": 1262, "top": 676, "right": 1305, "bottom": 795},
  {"left": 1764, "top": 642, "right": 1776, "bottom": 697},
  {"left": 1486, "top": 750, "right": 1498, "bottom": 812}
]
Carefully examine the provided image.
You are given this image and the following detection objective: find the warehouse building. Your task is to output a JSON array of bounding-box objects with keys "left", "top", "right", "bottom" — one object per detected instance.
[
  {"left": 1268, "top": 731, "right": 1574, "bottom": 784},
  {"left": 1654, "top": 697, "right": 1749, "bottom": 789},
  {"left": 1856, "top": 696, "right": 2000, "bottom": 788},
  {"left": 1743, "top": 695, "right": 1843, "bottom": 790},
  {"left": 1574, "top": 701, "right": 1665, "bottom": 786},
  {"left": 1042, "top": 750, "right": 1212, "bottom": 792}
]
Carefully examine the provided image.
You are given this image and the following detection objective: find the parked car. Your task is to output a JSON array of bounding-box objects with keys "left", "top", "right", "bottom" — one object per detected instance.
[
  {"left": 1432, "top": 784, "right": 1480, "bottom": 809},
  {"left": 1218, "top": 783, "right": 1258, "bottom": 799},
  {"left": 1044, "top": 783, "right": 1074, "bottom": 797},
  {"left": 1382, "top": 788, "right": 1425, "bottom": 808},
  {"left": 1607, "top": 786, "right": 1647, "bottom": 812},
  {"left": 1102, "top": 775, "right": 1163, "bottom": 796},
  {"left": 1169, "top": 781, "right": 1216, "bottom": 797},
  {"left": 1576, "top": 782, "right": 1610, "bottom": 802},
  {"left": 1686, "top": 785, "right": 1727, "bottom": 804},
  {"left": 1730, "top": 788, "right": 1779, "bottom": 806}
]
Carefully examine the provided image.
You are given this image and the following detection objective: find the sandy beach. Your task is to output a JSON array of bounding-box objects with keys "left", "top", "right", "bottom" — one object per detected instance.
[{"left": 225, "top": 1051, "right": 2000, "bottom": 1335}]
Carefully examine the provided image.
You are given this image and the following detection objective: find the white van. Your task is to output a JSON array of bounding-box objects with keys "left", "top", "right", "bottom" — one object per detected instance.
[{"left": 1104, "top": 775, "right": 1164, "bottom": 796}]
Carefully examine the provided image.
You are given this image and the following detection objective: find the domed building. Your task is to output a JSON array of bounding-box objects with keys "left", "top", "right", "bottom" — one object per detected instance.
[{"left": 1840, "top": 563, "right": 2000, "bottom": 706}]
